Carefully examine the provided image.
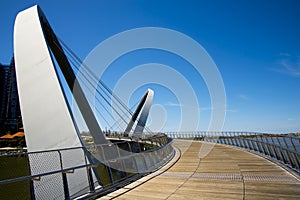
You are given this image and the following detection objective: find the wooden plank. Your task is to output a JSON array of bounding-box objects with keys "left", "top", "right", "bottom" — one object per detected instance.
[{"left": 100, "top": 140, "right": 300, "bottom": 199}]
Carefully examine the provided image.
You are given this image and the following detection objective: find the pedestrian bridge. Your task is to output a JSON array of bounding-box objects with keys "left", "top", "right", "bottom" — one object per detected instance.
[
  {"left": 2, "top": 5, "right": 299, "bottom": 199},
  {"left": 101, "top": 140, "right": 300, "bottom": 199}
]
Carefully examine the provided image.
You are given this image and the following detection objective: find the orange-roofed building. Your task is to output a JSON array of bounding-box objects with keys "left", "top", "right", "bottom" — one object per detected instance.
[{"left": 0, "top": 132, "right": 24, "bottom": 139}]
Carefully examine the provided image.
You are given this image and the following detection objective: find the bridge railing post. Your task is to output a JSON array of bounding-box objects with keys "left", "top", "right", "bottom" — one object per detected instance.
[
  {"left": 220, "top": 134, "right": 225, "bottom": 144},
  {"left": 268, "top": 143, "right": 276, "bottom": 158},
  {"left": 226, "top": 132, "right": 231, "bottom": 145},
  {"left": 290, "top": 137, "right": 297, "bottom": 152},
  {"left": 83, "top": 148, "right": 95, "bottom": 193},
  {"left": 235, "top": 133, "right": 241, "bottom": 147},
  {"left": 99, "top": 145, "right": 114, "bottom": 185},
  {"left": 225, "top": 132, "right": 229, "bottom": 144},
  {"left": 256, "top": 137, "right": 264, "bottom": 154},
  {"left": 275, "top": 137, "right": 289, "bottom": 164},
  {"left": 247, "top": 133, "right": 254, "bottom": 150},
  {"left": 259, "top": 136, "right": 268, "bottom": 154},
  {"left": 58, "top": 150, "right": 70, "bottom": 200},
  {"left": 241, "top": 133, "right": 246, "bottom": 148},
  {"left": 244, "top": 133, "right": 250, "bottom": 149},
  {"left": 243, "top": 137, "right": 249, "bottom": 149},
  {"left": 251, "top": 134, "right": 258, "bottom": 150},
  {"left": 248, "top": 137, "right": 256, "bottom": 151},
  {"left": 249, "top": 136, "right": 256, "bottom": 151},
  {"left": 270, "top": 137, "right": 280, "bottom": 160},
  {"left": 265, "top": 140, "right": 272, "bottom": 157},
  {"left": 228, "top": 132, "right": 234, "bottom": 145},
  {"left": 284, "top": 149, "right": 294, "bottom": 167},
  {"left": 293, "top": 152, "right": 300, "bottom": 169},
  {"left": 227, "top": 132, "right": 232, "bottom": 145},
  {"left": 286, "top": 150, "right": 298, "bottom": 169}
]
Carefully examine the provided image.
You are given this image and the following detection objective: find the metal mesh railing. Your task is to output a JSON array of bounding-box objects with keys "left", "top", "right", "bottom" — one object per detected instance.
[
  {"left": 217, "top": 135, "right": 300, "bottom": 172},
  {"left": 0, "top": 134, "right": 174, "bottom": 199}
]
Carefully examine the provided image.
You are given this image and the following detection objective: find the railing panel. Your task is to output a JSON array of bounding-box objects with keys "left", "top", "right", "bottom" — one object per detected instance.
[{"left": 0, "top": 134, "right": 175, "bottom": 199}]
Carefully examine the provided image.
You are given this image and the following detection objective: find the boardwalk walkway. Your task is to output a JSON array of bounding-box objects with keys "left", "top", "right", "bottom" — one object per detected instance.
[{"left": 100, "top": 140, "right": 300, "bottom": 200}]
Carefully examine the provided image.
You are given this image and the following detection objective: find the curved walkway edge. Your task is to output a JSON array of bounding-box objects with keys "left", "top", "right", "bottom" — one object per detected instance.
[
  {"left": 99, "top": 140, "right": 300, "bottom": 200},
  {"left": 98, "top": 141, "right": 182, "bottom": 199}
]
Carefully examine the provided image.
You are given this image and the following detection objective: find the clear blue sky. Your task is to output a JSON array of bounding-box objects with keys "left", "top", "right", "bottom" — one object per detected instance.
[{"left": 1, "top": 0, "right": 299, "bottom": 133}]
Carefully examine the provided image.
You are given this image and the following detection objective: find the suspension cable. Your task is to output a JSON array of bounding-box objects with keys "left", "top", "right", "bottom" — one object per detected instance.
[{"left": 54, "top": 38, "right": 154, "bottom": 134}]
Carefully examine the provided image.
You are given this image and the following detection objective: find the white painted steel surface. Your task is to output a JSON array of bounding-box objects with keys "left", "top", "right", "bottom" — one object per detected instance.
[
  {"left": 133, "top": 89, "right": 154, "bottom": 136},
  {"left": 14, "top": 5, "right": 95, "bottom": 199}
]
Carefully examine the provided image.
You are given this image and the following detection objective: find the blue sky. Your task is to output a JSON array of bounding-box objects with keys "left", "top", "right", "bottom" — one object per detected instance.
[{"left": 1, "top": 0, "right": 300, "bottom": 133}]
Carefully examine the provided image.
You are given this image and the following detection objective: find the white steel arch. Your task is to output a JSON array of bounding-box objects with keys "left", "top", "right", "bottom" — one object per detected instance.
[
  {"left": 13, "top": 5, "right": 155, "bottom": 198},
  {"left": 124, "top": 89, "right": 154, "bottom": 137},
  {"left": 14, "top": 5, "right": 102, "bottom": 199}
]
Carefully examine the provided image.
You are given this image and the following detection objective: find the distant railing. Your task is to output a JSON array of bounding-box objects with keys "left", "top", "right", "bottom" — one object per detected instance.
[
  {"left": 166, "top": 131, "right": 300, "bottom": 173},
  {"left": 0, "top": 134, "right": 174, "bottom": 199}
]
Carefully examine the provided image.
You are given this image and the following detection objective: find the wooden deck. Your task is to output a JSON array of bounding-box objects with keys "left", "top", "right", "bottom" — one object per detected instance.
[{"left": 100, "top": 140, "right": 300, "bottom": 200}]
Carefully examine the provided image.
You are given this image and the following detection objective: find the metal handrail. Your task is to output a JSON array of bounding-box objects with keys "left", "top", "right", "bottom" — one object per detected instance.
[
  {"left": 0, "top": 134, "right": 174, "bottom": 199},
  {"left": 0, "top": 162, "right": 96, "bottom": 185},
  {"left": 217, "top": 137, "right": 300, "bottom": 172}
]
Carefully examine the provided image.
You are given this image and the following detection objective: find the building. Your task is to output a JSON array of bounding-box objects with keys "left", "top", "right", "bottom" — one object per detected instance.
[{"left": 0, "top": 58, "right": 22, "bottom": 136}]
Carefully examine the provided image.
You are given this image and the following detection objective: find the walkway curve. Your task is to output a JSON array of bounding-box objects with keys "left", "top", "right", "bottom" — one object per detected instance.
[{"left": 100, "top": 140, "right": 300, "bottom": 200}]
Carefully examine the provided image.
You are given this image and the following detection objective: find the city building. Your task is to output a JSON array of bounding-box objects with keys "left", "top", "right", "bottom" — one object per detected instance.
[{"left": 0, "top": 58, "right": 22, "bottom": 136}]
